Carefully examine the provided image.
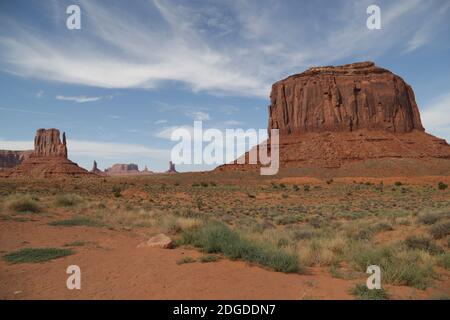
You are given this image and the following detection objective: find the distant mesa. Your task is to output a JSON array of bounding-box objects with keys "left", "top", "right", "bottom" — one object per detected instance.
[
  {"left": 0, "top": 150, "right": 32, "bottom": 171},
  {"left": 1, "top": 128, "right": 92, "bottom": 178},
  {"left": 217, "top": 61, "right": 450, "bottom": 175},
  {"left": 165, "top": 161, "right": 178, "bottom": 174},
  {"left": 104, "top": 163, "right": 153, "bottom": 176}
]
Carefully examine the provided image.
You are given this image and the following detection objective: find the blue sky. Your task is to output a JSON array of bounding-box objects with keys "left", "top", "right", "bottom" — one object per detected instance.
[{"left": 1, "top": 0, "right": 449, "bottom": 172}]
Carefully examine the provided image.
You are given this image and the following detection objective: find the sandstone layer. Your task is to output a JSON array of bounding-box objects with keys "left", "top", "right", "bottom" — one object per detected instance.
[{"left": 217, "top": 62, "right": 450, "bottom": 175}]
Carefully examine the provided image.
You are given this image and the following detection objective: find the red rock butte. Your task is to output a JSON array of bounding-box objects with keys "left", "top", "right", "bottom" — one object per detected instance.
[
  {"left": 218, "top": 62, "right": 450, "bottom": 175},
  {"left": 1, "top": 128, "right": 92, "bottom": 178}
]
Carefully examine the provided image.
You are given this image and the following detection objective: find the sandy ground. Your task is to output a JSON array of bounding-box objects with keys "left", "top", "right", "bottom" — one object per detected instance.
[{"left": 0, "top": 211, "right": 444, "bottom": 300}]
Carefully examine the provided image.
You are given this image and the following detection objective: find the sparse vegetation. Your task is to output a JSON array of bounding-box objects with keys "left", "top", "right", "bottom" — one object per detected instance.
[
  {"left": 54, "top": 194, "right": 83, "bottom": 207},
  {"left": 350, "top": 284, "right": 389, "bottom": 300},
  {"left": 176, "top": 256, "right": 196, "bottom": 265},
  {"left": 7, "top": 195, "right": 41, "bottom": 213},
  {"left": 49, "top": 218, "right": 103, "bottom": 227},
  {"left": 3, "top": 248, "right": 73, "bottom": 264},
  {"left": 180, "top": 222, "right": 300, "bottom": 273},
  {"left": 438, "top": 182, "right": 448, "bottom": 190}
]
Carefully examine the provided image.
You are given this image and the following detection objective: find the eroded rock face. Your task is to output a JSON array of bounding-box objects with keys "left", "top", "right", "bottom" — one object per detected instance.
[
  {"left": 216, "top": 62, "right": 450, "bottom": 174},
  {"left": 34, "top": 128, "right": 68, "bottom": 158},
  {"left": 1, "top": 129, "right": 91, "bottom": 178},
  {"left": 0, "top": 150, "right": 32, "bottom": 170},
  {"left": 166, "top": 161, "right": 178, "bottom": 173},
  {"left": 105, "top": 163, "right": 140, "bottom": 175},
  {"left": 268, "top": 62, "right": 424, "bottom": 135}
]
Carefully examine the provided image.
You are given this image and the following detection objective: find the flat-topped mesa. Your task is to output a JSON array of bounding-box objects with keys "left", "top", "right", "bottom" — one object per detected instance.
[
  {"left": 33, "top": 128, "right": 68, "bottom": 158},
  {"left": 268, "top": 61, "right": 424, "bottom": 135}
]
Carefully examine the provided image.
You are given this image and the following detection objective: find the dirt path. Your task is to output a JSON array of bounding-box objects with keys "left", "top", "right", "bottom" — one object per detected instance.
[{"left": 0, "top": 216, "right": 442, "bottom": 300}]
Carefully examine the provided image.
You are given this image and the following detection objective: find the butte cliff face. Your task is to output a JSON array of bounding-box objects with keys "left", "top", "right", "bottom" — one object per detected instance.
[
  {"left": 218, "top": 62, "right": 450, "bottom": 175},
  {"left": 268, "top": 62, "right": 424, "bottom": 134},
  {"left": 1, "top": 129, "right": 92, "bottom": 178}
]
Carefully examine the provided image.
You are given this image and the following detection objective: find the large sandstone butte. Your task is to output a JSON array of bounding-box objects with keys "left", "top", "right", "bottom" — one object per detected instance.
[
  {"left": 1, "top": 129, "right": 92, "bottom": 178},
  {"left": 217, "top": 62, "right": 450, "bottom": 175}
]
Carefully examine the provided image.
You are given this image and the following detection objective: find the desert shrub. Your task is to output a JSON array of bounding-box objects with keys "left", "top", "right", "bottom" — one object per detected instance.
[
  {"left": 298, "top": 236, "right": 346, "bottom": 267},
  {"left": 176, "top": 256, "right": 196, "bottom": 265},
  {"left": 417, "top": 212, "right": 441, "bottom": 225},
  {"left": 429, "top": 221, "right": 450, "bottom": 239},
  {"left": 308, "top": 215, "right": 325, "bottom": 228},
  {"left": 199, "top": 254, "right": 219, "bottom": 263},
  {"left": 49, "top": 218, "right": 103, "bottom": 227},
  {"left": 348, "top": 244, "right": 435, "bottom": 289},
  {"left": 192, "top": 182, "right": 200, "bottom": 187},
  {"left": 180, "top": 222, "right": 300, "bottom": 273},
  {"left": 3, "top": 248, "right": 73, "bottom": 264},
  {"left": 290, "top": 227, "right": 316, "bottom": 240},
  {"left": 438, "top": 182, "right": 448, "bottom": 190},
  {"left": 303, "top": 185, "right": 310, "bottom": 192},
  {"left": 404, "top": 236, "right": 444, "bottom": 255},
  {"left": 394, "top": 181, "right": 403, "bottom": 186},
  {"left": 292, "top": 185, "right": 300, "bottom": 191},
  {"left": 7, "top": 195, "right": 41, "bottom": 213},
  {"left": 326, "top": 179, "right": 333, "bottom": 185},
  {"left": 350, "top": 284, "right": 389, "bottom": 300},
  {"left": 54, "top": 194, "right": 83, "bottom": 207},
  {"left": 438, "top": 253, "right": 450, "bottom": 270},
  {"left": 200, "top": 182, "right": 209, "bottom": 187}
]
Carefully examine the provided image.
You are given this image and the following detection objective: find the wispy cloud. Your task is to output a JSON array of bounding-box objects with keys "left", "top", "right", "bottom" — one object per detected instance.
[
  {"left": 154, "top": 119, "right": 168, "bottom": 124},
  {"left": 55, "top": 95, "right": 103, "bottom": 103},
  {"left": 422, "top": 92, "right": 450, "bottom": 142},
  {"left": 186, "top": 111, "right": 210, "bottom": 121},
  {"left": 0, "top": 106, "right": 55, "bottom": 116},
  {"left": 0, "top": 139, "right": 169, "bottom": 160},
  {"left": 0, "top": 0, "right": 447, "bottom": 97},
  {"left": 35, "top": 90, "right": 44, "bottom": 98}
]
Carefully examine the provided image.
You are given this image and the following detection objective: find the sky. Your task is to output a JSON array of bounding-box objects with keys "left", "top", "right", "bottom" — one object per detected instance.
[{"left": 0, "top": 0, "right": 449, "bottom": 172}]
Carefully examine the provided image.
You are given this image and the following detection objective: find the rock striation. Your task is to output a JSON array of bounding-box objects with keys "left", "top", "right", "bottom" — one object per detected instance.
[
  {"left": 217, "top": 62, "right": 450, "bottom": 174},
  {"left": 1, "top": 129, "right": 92, "bottom": 178},
  {"left": 268, "top": 62, "right": 423, "bottom": 134}
]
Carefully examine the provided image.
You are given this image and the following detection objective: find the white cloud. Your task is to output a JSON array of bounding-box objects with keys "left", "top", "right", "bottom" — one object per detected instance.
[
  {"left": 422, "top": 92, "right": 450, "bottom": 142},
  {"left": 55, "top": 95, "right": 103, "bottom": 103},
  {"left": 35, "top": 90, "right": 44, "bottom": 98},
  {"left": 0, "top": 0, "right": 443, "bottom": 98},
  {"left": 0, "top": 139, "right": 169, "bottom": 160},
  {"left": 154, "top": 119, "right": 168, "bottom": 124},
  {"left": 186, "top": 111, "right": 210, "bottom": 121}
]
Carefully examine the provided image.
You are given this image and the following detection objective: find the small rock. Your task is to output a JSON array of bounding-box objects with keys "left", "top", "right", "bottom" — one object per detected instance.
[{"left": 137, "top": 234, "right": 172, "bottom": 249}]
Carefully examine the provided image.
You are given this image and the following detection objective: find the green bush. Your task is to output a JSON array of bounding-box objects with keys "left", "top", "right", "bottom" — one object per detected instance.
[
  {"left": 404, "top": 236, "right": 443, "bottom": 255},
  {"left": 348, "top": 244, "right": 435, "bottom": 289},
  {"left": 199, "top": 254, "right": 219, "bottom": 263},
  {"left": 3, "top": 248, "right": 73, "bottom": 264},
  {"left": 429, "top": 221, "right": 450, "bottom": 239},
  {"left": 417, "top": 212, "right": 441, "bottom": 225},
  {"left": 176, "top": 256, "right": 196, "bottom": 265},
  {"left": 54, "top": 194, "right": 83, "bottom": 207},
  {"left": 350, "top": 284, "right": 389, "bottom": 300},
  {"left": 180, "top": 222, "right": 300, "bottom": 273},
  {"left": 7, "top": 195, "right": 41, "bottom": 213},
  {"left": 49, "top": 218, "right": 103, "bottom": 227},
  {"left": 438, "top": 182, "right": 448, "bottom": 190}
]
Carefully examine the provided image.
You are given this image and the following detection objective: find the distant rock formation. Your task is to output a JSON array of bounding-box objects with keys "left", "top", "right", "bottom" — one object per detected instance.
[
  {"left": 217, "top": 62, "right": 450, "bottom": 174},
  {"left": 104, "top": 163, "right": 153, "bottom": 176},
  {"left": 166, "top": 161, "right": 178, "bottom": 173},
  {"left": 0, "top": 150, "right": 32, "bottom": 170},
  {"left": 90, "top": 160, "right": 106, "bottom": 176},
  {"left": 1, "top": 129, "right": 92, "bottom": 178}
]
